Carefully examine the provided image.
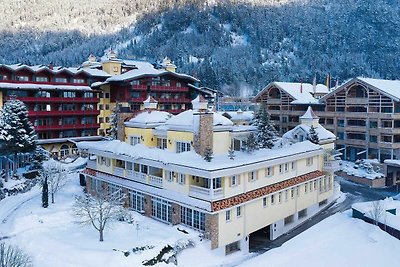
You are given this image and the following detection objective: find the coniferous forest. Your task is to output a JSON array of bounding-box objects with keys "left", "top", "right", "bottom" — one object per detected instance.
[{"left": 0, "top": 0, "right": 399, "bottom": 95}]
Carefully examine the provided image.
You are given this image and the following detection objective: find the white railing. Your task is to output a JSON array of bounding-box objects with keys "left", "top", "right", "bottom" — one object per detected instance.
[
  {"left": 87, "top": 160, "right": 96, "bottom": 169},
  {"left": 323, "top": 160, "right": 341, "bottom": 172},
  {"left": 189, "top": 185, "right": 224, "bottom": 200},
  {"left": 149, "top": 175, "right": 163, "bottom": 188},
  {"left": 113, "top": 167, "right": 125, "bottom": 177},
  {"left": 126, "top": 170, "right": 148, "bottom": 183}
]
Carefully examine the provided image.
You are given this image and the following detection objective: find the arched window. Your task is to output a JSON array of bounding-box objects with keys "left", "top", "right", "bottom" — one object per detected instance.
[
  {"left": 268, "top": 87, "right": 281, "bottom": 99},
  {"left": 60, "top": 144, "right": 70, "bottom": 158}
]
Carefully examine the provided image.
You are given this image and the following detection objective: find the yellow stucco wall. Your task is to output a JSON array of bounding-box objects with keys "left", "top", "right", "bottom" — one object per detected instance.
[
  {"left": 102, "top": 61, "right": 122, "bottom": 75},
  {"left": 213, "top": 131, "right": 231, "bottom": 155},
  {"left": 167, "top": 131, "right": 194, "bottom": 152},
  {"left": 125, "top": 127, "right": 156, "bottom": 147},
  {"left": 0, "top": 91, "right": 3, "bottom": 109}
]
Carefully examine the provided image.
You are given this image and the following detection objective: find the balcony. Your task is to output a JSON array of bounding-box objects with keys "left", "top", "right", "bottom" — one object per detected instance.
[
  {"left": 34, "top": 123, "right": 100, "bottom": 131},
  {"left": 346, "top": 98, "right": 368, "bottom": 105},
  {"left": 189, "top": 185, "right": 224, "bottom": 201},
  {"left": 126, "top": 170, "right": 147, "bottom": 183},
  {"left": 29, "top": 110, "right": 99, "bottom": 117},
  {"left": 15, "top": 97, "right": 98, "bottom": 103},
  {"left": 113, "top": 167, "right": 125, "bottom": 177},
  {"left": 149, "top": 86, "right": 189, "bottom": 92},
  {"left": 266, "top": 99, "right": 281, "bottom": 105},
  {"left": 323, "top": 160, "right": 341, "bottom": 172},
  {"left": 148, "top": 175, "right": 163, "bottom": 188},
  {"left": 87, "top": 160, "right": 96, "bottom": 169},
  {"left": 158, "top": 98, "right": 191, "bottom": 103}
]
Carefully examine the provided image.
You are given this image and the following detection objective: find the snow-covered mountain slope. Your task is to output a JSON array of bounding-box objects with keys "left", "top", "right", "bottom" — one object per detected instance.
[{"left": 0, "top": 0, "right": 399, "bottom": 95}]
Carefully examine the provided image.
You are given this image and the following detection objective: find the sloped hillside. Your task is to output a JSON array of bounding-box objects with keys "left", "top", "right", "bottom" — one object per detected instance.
[{"left": 0, "top": 0, "right": 399, "bottom": 95}]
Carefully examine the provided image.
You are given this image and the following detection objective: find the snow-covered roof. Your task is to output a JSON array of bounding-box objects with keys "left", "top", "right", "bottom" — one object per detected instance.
[
  {"left": 0, "top": 82, "right": 93, "bottom": 91},
  {"left": 164, "top": 109, "right": 233, "bottom": 130},
  {"left": 384, "top": 159, "right": 400, "bottom": 167},
  {"left": 283, "top": 124, "right": 336, "bottom": 142},
  {"left": 322, "top": 77, "right": 400, "bottom": 103},
  {"left": 78, "top": 140, "right": 322, "bottom": 173},
  {"left": 106, "top": 60, "right": 199, "bottom": 83},
  {"left": 125, "top": 110, "right": 172, "bottom": 128},
  {"left": 340, "top": 160, "right": 384, "bottom": 180},
  {"left": 300, "top": 106, "right": 319, "bottom": 120},
  {"left": 255, "top": 82, "right": 328, "bottom": 104},
  {"left": 0, "top": 63, "right": 110, "bottom": 78},
  {"left": 220, "top": 110, "right": 254, "bottom": 122},
  {"left": 357, "top": 77, "right": 400, "bottom": 100},
  {"left": 352, "top": 198, "right": 400, "bottom": 230}
]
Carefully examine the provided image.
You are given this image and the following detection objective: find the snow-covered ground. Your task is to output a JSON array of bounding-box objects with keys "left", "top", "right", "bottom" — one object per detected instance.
[
  {"left": 1, "top": 164, "right": 399, "bottom": 266},
  {"left": 0, "top": 171, "right": 249, "bottom": 267},
  {"left": 238, "top": 211, "right": 400, "bottom": 267}
]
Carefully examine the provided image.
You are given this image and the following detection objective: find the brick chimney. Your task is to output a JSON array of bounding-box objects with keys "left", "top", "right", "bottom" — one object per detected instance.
[{"left": 192, "top": 95, "right": 213, "bottom": 157}]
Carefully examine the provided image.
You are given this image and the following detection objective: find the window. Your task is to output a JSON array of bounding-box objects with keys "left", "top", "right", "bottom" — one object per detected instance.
[
  {"left": 314, "top": 180, "right": 317, "bottom": 190},
  {"left": 249, "top": 171, "right": 257, "bottom": 182},
  {"left": 15, "top": 75, "right": 29, "bottom": 81},
  {"left": 140, "top": 164, "right": 148, "bottom": 174},
  {"left": 370, "top": 135, "right": 378, "bottom": 143},
  {"left": 285, "top": 190, "right": 288, "bottom": 201},
  {"left": 296, "top": 186, "right": 300, "bottom": 196},
  {"left": 176, "top": 141, "right": 191, "bottom": 153},
  {"left": 284, "top": 215, "right": 294, "bottom": 225},
  {"left": 279, "top": 164, "right": 283, "bottom": 174},
  {"left": 55, "top": 77, "right": 67, "bottom": 83},
  {"left": 63, "top": 91, "right": 76, "bottom": 98},
  {"left": 181, "top": 207, "right": 205, "bottom": 231},
  {"left": 83, "top": 92, "right": 93, "bottom": 98},
  {"left": 130, "top": 80, "right": 140, "bottom": 86},
  {"left": 263, "top": 197, "right": 267, "bottom": 207},
  {"left": 213, "top": 177, "right": 222, "bottom": 189},
  {"left": 236, "top": 206, "right": 241, "bottom": 217},
  {"left": 99, "top": 117, "right": 104, "bottom": 123},
  {"left": 73, "top": 78, "right": 85, "bottom": 84},
  {"left": 157, "top": 138, "right": 167, "bottom": 149},
  {"left": 129, "top": 189, "right": 144, "bottom": 212},
  {"left": 167, "top": 171, "right": 174, "bottom": 182},
  {"left": 105, "top": 93, "right": 110, "bottom": 98},
  {"left": 130, "top": 136, "right": 141, "bottom": 146},
  {"left": 231, "top": 175, "right": 238, "bottom": 187},
  {"left": 278, "top": 192, "right": 282, "bottom": 203},
  {"left": 226, "top": 210, "right": 231, "bottom": 222},
  {"left": 36, "top": 76, "right": 48, "bottom": 82},
  {"left": 266, "top": 167, "right": 273, "bottom": 177},
  {"left": 178, "top": 173, "right": 185, "bottom": 184},
  {"left": 305, "top": 183, "right": 308, "bottom": 193},
  {"left": 176, "top": 82, "right": 181, "bottom": 87},
  {"left": 105, "top": 104, "right": 110, "bottom": 110},
  {"left": 291, "top": 188, "right": 294, "bottom": 198},
  {"left": 284, "top": 163, "right": 289, "bottom": 172},
  {"left": 291, "top": 161, "right": 296, "bottom": 170},
  {"left": 298, "top": 208, "right": 308, "bottom": 219},
  {"left": 271, "top": 194, "right": 275, "bottom": 204},
  {"left": 151, "top": 197, "right": 172, "bottom": 223},
  {"left": 306, "top": 157, "right": 313, "bottom": 166}
]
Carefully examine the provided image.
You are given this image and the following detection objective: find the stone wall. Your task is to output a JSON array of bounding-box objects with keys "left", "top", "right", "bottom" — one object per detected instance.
[
  {"left": 144, "top": 194, "right": 152, "bottom": 217},
  {"left": 193, "top": 111, "right": 213, "bottom": 157},
  {"left": 205, "top": 213, "right": 219, "bottom": 249},
  {"left": 171, "top": 203, "right": 181, "bottom": 225},
  {"left": 117, "top": 112, "right": 134, "bottom": 141}
]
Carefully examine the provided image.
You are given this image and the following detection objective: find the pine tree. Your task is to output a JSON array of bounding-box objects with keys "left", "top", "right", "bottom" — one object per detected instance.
[
  {"left": 255, "top": 107, "right": 278, "bottom": 149},
  {"left": 228, "top": 145, "right": 235, "bottom": 160},
  {"left": 245, "top": 132, "right": 257, "bottom": 153},
  {"left": 107, "top": 108, "right": 118, "bottom": 139},
  {"left": 203, "top": 147, "right": 213, "bottom": 162},
  {"left": 42, "top": 177, "right": 49, "bottom": 208},
  {"left": 308, "top": 125, "right": 319, "bottom": 144}
]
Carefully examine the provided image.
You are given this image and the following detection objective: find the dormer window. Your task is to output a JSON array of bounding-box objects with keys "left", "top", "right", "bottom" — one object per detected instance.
[
  {"left": 176, "top": 141, "right": 190, "bottom": 153},
  {"left": 36, "top": 76, "right": 48, "bottom": 82}
]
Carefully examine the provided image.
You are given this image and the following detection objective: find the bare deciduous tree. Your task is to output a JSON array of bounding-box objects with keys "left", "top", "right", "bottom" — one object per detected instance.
[
  {"left": 368, "top": 200, "right": 385, "bottom": 226},
  {"left": 40, "top": 162, "right": 68, "bottom": 204},
  {"left": 0, "top": 242, "right": 33, "bottom": 267},
  {"left": 72, "top": 188, "right": 125, "bottom": 242}
]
